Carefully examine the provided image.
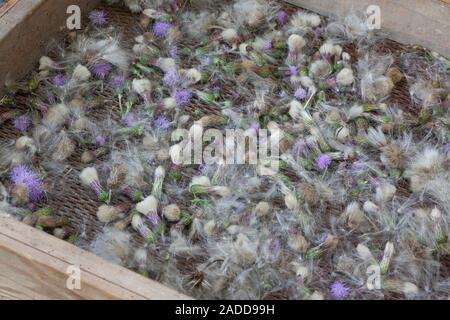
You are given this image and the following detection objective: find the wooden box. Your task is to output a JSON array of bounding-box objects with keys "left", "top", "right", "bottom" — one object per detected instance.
[{"left": 0, "top": 0, "right": 448, "bottom": 300}]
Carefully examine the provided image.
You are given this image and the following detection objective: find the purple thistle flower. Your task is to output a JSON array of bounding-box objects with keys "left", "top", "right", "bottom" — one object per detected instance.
[
  {"left": 153, "top": 21, "right": 171, "bottom": 38},
  {"left": 95, "top": 135, "right": 107, "bottom": 147},
  {"left": 276, "top": 10, "right": 289, "bottom": 26},
  {"left": 294, "top": 87, "right": 308, "bottom": 100},
  {"left": 263, "top": 40, "right": 272, "bottom": 50},
  {"left": 316, "top": 154, "right": 332, "bottom": 171},
  {"left": 289, "top": 66, "right": 299, "bottom": 76},
  {"left": 163, "top": 68, "right": 180, "bottom": 87},
  {"left": 89, "top": 10, "right": 108, "bottom": 26},
  {"left": 13, "top": 115, "right": 31, "bottom": 133},
  {"left": 10, "top": 165, "right": 45, "bottom": 202},
  {"left": 111, "top": 73, "right": 126, "bottom": 89},
  {"left": 92, "top": 63, "right": 112, "bottom": 79},
  {"left": 154, "top": 116, "right": 171, "bottom": 131},
  {"left": 124, "top": 112, "right": 137, "bottom": 127},
  {"left": 53, "top": 74, "right": 66, "bottom": 87},
  {"left": 175, "top": 89, "right": 192, "bottom": 107},
  {"left": 330, "top": 280, "right": 349, "bottom": 300}
]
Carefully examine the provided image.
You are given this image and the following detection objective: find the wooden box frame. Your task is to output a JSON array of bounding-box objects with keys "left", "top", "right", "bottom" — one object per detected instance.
[{"left": 0, "top": 0, "right": 448, "bottom": 300}]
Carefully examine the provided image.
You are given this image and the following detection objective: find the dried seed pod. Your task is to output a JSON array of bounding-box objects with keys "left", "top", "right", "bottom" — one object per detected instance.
[
  {"left": 336, "top": 68, "right": 354, "bottom": 86},
  {"left": 97, "top": 205, "right": 123, "bottom": 223},
  {"left": 72, "top": 64, "right": 91, "bottom": 82},
  {"left": 375, "top": 183, "right": 396, "bottom": 204},
  {"left": 132, "top": 78, "right": 152, "bottom": 95},
  {"left": 52, "top": 132, "right": 76, "bottom": 162},
  {"left": 363, "top": 201, "right": 379, "bottom": 214},
  {"left": 284, "top": 193, "right": 298, "bottom": 210},
  {"left": 53, "top": 227, "right": 70, "bottom": 239},
  {"left": 234, "top": 233, "right": 257, "bottom": 265},
  {"left": 39, "top": 56, "right": 55, "bottom": 70},
  {"left": 288, "top": 234, "right": 309, "bottom": 253},
  {"left": 379, "top": 242, "right": 394, "bottom": 273},
  {"left": 136, "top": 195, "right": 158, "bottom": 217},
  {"left": 343, "top": 202, "right": 367, "bottom": 229},
  {"left": 140, "top": 16, "right": 150, "bottom": 28},
  {"left": 107, "top": 165, "right": 127, "bottom": 189},
  {"left": 287, "top": 34, "right": 306, "bottom": 53},
  {"left": 386, "top": 67, "right": 403, "bottom": 84},
  {"left": 298, "top": 183, "right": 319, "bottom": 206},
  {"left": 151, "top": 166, "right": 166, "bottom": 200},
  {"left": 113, "top": 216, "right": 132, "bottom": 231},
  {"left": 255, "top": 201, "right": 270, "bottom": 217},
  {"left": 81, "top": 147, "right": 108, "bottom": 163},
  {"left": 203, "top": 220, "right": 217, "bottom": 237},
  {"left": 194, "top": 115, "right": 227, "bottom": 127},
  {"left": 22, "top": 214, "right": 38, "bottom": 226},
  {"left": 163, "top": 204, "right": 181, "bottom": 222},
  {"left": 11, "top": 184, "right": 29, "bottom": 206},
  {"left": 43, "top": 104, "right": 69, "bottom": 127},
  {"left": 221, "top": 28, "right": 238, "bottom": 43},
  {"left": 15, "top": 136, "right": 36, "bottom": 154},
  {"left": 36, "top": 216, "right": 68, "bottom": 228}
]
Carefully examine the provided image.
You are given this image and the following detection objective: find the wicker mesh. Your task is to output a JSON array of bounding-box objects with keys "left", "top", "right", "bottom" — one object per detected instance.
[{"left": 0, "top": 3, "right": 421, "bottom": 243}]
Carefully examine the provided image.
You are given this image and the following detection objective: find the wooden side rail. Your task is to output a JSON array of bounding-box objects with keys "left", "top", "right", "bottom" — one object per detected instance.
[
  {"left": 286, "top": 0, "right": 450, "bottom": 58},
  {"left": 0, "top": 216, "right": 191, "bottom": 300}
]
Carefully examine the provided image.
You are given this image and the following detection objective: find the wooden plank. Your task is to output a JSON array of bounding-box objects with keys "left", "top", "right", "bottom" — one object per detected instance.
[
  {"left": 0, "top": 0, "right": 101, "bottom": 92},
  {"left": 0, "top": 216, "right": 191, "bottom": 300},
  {"left": 285, "top": 0, "right": 450, "bottom": 58}
]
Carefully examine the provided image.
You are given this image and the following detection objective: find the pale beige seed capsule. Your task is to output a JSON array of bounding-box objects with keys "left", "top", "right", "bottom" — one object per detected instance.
[
  {"left": 288, "top": 234, "right": 309, "bottom": 253},
  {"left": 287, "top": 34, "right": 306, "bottom": 53},
  {"left": 163, "top": 204, "right": 181, "bottom": 222},
  {"left": 203, "top": 220, "right": 217, "bottom": 236},
  {"left": 255, "top": 201, "right": 270, "bottom": 217},
  {"left": 284, "top": 193, "right": 298, "bottom": 210},
  {"left": 72, "top": 64, "right": 91, "bottom": 82},
  {"left": 97, "top": 205, "right": 122, "bottom": 223}
]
